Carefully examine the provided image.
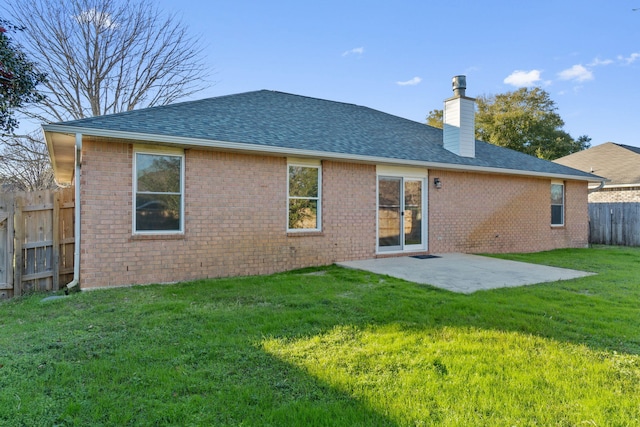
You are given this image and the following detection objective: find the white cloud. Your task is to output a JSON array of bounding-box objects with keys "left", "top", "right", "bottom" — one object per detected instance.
[
  {"left": 74, "top": 8, "right": 117, "bottom": 30},
  {"left": 588, "top": 57, "right": 614, "bottom": 67},
  {"left": 396, "top": 76, "right": 422, "bottom": 86},
  {"left": 342, "top": 47, "right": 364, "bottom": 57},
  {"left": 558, "top": 64, "right": 594, "bottom": 82},
  {"left": 618, "top": 53, "right": 640, "bottom": 64},
  {"left": 503, "top": 70, "right": 542, "bottom": 87}
]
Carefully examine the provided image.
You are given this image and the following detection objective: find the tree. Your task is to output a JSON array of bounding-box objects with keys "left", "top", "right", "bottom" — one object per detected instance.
[
  {"left": 476, "top": 88, "right": 590, "bottom": 159},
  {"left": 426, "top": 88, "right": 590, "bottom": 160},
  {"left": 0, "top": 20, "right": 50, "bottom": 190},
  {"left": 425, "top": 109, "right": 443, "bottom": 129},
  {"left": 8, "top": 0, "right": 210, "bottom": 122},
  {"left": 0, "top": 19, "right": 46, "bottom": 135},
  {"left": 0, "top": 131, "right": 55, "bottom": 191},
  {"left": 3, "top": 0, "right": 210, "bottom": 191}
]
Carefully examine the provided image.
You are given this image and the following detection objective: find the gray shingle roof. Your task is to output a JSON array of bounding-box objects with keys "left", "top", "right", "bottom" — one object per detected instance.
[{"left": 47, "top": 90, "right": 596, "bottom": 180}]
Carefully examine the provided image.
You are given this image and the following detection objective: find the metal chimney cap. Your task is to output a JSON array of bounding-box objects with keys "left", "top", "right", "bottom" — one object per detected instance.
[{"left": 452, "top": 75, "right": 466, "bottom": 97}]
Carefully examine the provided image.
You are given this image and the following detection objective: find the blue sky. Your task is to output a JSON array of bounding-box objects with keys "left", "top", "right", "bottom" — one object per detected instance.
[
  {"left": 11, "top": 0, "right": 633, "bottom": 150},
  {"left": 151, "top": 0, "right": 639, "bottom": 148}
]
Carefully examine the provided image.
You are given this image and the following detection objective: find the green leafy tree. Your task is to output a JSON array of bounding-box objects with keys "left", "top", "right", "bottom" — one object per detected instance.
[
  {"left": 475, "top": 88, "right": 590, "bottom": 159},
  {"left": 425, "top": 109, "right": 443, "bottom": 129},
  {"left": 426, "top": 88, "right": 590, "bottom": 160},
  {"left": 0, "top": 19, "right": 46, "bottom": 135}
]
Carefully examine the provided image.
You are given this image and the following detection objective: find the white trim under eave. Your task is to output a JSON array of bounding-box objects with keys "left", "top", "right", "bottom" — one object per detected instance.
[
  {"left": 42, "top": 124, "right": 601, "bottom": 183},
  {"left": 42, "top": 127, "right": 66, "bottom": 186}
]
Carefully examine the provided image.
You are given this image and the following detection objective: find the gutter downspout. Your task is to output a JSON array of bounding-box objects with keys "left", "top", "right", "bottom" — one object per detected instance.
[
  {"left": 65, "top": 133, "right": 82, "bottom": 293},
  {"left": 588, "top": 180, "right": 607, "bottom": 193}
]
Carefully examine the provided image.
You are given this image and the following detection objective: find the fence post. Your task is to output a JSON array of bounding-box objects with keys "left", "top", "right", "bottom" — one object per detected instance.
[{"left": 0, "top": 193, "right": 14, "bottom": 299}]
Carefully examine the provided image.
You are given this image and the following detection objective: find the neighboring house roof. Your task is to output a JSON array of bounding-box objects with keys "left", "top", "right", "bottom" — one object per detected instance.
[
  {"left": 554, "top": 142, "right": 640, "bottom": 187},
  {"left": 44, "top": 90, "right": 598, "bottom": 185}
]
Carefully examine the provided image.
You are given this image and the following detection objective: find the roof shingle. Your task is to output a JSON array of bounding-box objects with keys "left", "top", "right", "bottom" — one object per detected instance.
[
  {"left": 45, "top": 90, "right": 597, "bottom": 180},
  {"left": 555, "top": 142, "right": 640, "bottom": 185}
]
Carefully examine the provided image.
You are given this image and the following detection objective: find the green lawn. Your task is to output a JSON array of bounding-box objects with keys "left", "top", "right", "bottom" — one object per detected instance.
[{"left": 1, "top": 246, "right": 639, "bottom": 426}]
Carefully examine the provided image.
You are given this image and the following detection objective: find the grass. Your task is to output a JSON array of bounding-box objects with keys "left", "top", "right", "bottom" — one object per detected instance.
[{"left": 1, "top": 245, "right": 639, "bottom": 426}]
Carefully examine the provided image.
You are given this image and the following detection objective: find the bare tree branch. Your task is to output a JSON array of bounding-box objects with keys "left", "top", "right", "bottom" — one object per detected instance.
[
  {"left": 8, "top": 0, "right": 211, "bottom": 121},
  {"left": 0, "top": 132, "right": 55, "bottom": 191},
  {"left": 3, "top": 0, "right": 211, "bottom": 191}
]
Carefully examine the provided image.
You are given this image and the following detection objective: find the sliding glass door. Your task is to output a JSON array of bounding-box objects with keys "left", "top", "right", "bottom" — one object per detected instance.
[{"left": 378, "top": 176, "right": 424, "bottom": 252}]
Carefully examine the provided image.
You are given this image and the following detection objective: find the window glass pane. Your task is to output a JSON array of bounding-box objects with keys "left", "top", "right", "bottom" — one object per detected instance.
[
  {"left": 289, "top": 166, "right": 318, "bottom": 198},
  {"left": 379, "top": 207, "right": 401, "bottom": 247},
  {"left": 551, "top": 184, "right": 564, "bottom": 205},
  {"left": 288, "top": 199, "right": 317, "bottom": 229},
  {"left": 551, "top": 205, "right": 563, "bottom": 225},
  {"left": 137, "top": 154, "right": 181, "bottom": 193},
  {"left": 404, "top": 180, "right": 422, "bottom": 246},
  {"left": 378, "top": 178, "right": 401, "bottom": 206},
  {"left": 136, "top": 194, "right": 181, "bottom": 231},
  {"left": 378, "top": 177, "right": 402, "bottom": 248},
  {"left": 404, "top": 180, "right": 421, "bottom": 208}
]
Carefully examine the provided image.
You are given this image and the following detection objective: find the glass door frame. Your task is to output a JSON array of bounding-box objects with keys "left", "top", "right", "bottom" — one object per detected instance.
[
  {"left": 402, "top": 178, "right": 425, "bottom": 251},
  {"left": 376, "top": 167, "right": 428, "bottom": 254}
]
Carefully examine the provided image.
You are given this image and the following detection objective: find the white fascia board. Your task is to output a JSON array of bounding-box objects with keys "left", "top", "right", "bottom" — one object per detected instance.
[
  {"left": 603, "top": 183, "right": 640, "bottom": 189},
  {"left": 41, "top": 124, "right": 600, "bottom": 183}
]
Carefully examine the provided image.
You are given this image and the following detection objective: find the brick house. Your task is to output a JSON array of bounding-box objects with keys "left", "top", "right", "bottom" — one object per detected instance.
[
  {"left": 43, "top": 77, "right": 598, "bottom": 289},
  {"left": 554, "top": 142, "right": 640, "bottom": 203}
]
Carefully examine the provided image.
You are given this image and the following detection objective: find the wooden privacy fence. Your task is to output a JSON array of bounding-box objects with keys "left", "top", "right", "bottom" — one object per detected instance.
[
  {"left": 0, "top": 188, "right": 75, "bottom": 299},
  {"left": 589, "top": 202, "right": 640, "bottom": 247}
]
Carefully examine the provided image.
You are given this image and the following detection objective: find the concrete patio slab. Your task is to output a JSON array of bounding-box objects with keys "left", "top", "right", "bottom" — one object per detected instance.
[{"left": 337, "top": 253, "right": 595, "bottom": 294}]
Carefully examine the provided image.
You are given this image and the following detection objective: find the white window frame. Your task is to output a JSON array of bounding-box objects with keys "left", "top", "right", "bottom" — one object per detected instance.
[
  {"left": 287, "top": 158, "right": 322, "bottom": 232},
  {"left": 133, "top": 146, "right": 185, "bottom": 235},
  {"left": 551, "top": 181, "right": 565, "bottom": 227}
]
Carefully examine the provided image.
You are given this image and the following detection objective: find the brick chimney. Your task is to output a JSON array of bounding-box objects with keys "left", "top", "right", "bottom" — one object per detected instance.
[{"left": 443, "top": 75, "right": 475, "bottom": 158}]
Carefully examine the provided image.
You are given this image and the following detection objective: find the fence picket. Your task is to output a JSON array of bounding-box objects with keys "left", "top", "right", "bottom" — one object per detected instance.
[
  {"left": 13, "top": 195, "right": 23, "bottom": 298},
  {"left": 589, "top": 202, "right": 640, "bottom": 246},
  {"left": 0, "top": 188, "right": 74, "bottom": 299}
]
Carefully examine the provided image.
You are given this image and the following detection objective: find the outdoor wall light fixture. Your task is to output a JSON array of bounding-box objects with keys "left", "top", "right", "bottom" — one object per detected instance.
[{"left": 434, "top": 178, "right": 442, "bottom": 189}]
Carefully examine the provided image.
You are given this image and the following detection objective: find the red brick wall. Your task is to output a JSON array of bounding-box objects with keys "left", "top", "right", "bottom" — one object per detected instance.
[
  {"left": 427, "top": 170, "right": 588, "bottom": 253},
  {"left": 79, "top": 139, "right": 588, "bottom": 288},
  {"left": 79, "top": 139, "right": 377, "bottom": 288}
]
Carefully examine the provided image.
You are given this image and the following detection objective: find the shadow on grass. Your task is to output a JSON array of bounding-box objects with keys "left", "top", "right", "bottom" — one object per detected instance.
[
  {"left": 0, "top": 279, "right": 401, "bottom": 426},
  {"left": 1, "top": 246, "right": 639, "bottom": 425},
  {"left": 313, "top": 253, "right": 640, "bottom": 357}
]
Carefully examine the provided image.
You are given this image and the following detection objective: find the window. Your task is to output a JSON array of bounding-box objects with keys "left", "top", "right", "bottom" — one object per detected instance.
[
  {"left": 134, "top": 151, "right": 183, "bottom": 233},
  {"left": 551, "top": 182, "right": 564, "bottom": 226},
  {"left": 288, "top": 163, "right": 321, "bottom": 231}
]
